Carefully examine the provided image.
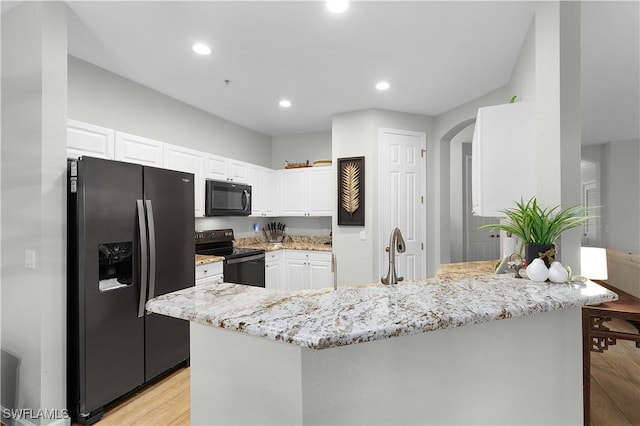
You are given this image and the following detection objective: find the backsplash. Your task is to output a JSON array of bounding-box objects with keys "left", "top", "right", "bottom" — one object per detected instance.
[
  {"left": 195, "top": 216, "right": 332, "bottom": 239},
  {"left": 236, "top": 234, "right": 331, "bottom": 246}
]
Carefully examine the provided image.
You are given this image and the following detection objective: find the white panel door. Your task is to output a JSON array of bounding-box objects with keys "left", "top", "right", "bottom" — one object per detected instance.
[
  {"left": 66, "top": 119, "right": 115, "bottom": 160},
  {"left": 115, "top": 131, "right": 164, "bottom": 166},
  {"left": 379, "top": 129, "right": 426, "bottom": 281},
  {"left": 164, "top": 144, "right": 205, "bottom": 217},
  {"left": 582, "top": 181, "right": 598, "bottom": 246}
]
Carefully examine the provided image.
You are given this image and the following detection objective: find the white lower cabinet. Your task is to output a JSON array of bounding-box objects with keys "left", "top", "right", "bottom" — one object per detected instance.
[
  {"left": 265, "top": 250, "right": 284, "bottom": 290},
  {"left": 195, "top": 262, "right": 223, "bottom": 286},
  {"left": 283, "top": 250, "right": 333, "bottom": 290}
]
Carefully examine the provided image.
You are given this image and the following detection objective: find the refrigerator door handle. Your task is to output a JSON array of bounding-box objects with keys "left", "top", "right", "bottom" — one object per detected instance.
[
  {"left": 145, "top": 199, "right": 157, "bottom": 304},
  {"left": 136, "top": 200, "right": 148, "bottom": 318}
]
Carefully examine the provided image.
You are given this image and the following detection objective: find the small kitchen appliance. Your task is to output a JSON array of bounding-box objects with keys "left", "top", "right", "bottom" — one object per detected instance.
[
  {"left": 195, "top": 229, "right": 265, "bottom": 287},
  {"left": 204, "top": 179, "right": 251, "bottom": 216}
]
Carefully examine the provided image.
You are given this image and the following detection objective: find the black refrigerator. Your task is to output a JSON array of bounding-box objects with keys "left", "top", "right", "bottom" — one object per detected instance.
[{"left": 67, "top": 157, "right": 194, "bottom": 425}]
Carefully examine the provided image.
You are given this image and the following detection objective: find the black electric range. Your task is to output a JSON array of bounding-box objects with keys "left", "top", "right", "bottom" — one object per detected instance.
[{"left": 195, "top": 229, "right": 265, "bottom": 287}]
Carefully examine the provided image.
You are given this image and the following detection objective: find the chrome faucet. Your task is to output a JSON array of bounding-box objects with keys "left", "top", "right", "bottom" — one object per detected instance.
[{"left": 381, "top": 227, "right": 406, "bottom": 285}]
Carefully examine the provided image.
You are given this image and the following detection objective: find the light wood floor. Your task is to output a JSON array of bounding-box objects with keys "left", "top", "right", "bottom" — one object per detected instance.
[
  {"left": 89, "top": 319, "right": 639, "bottom": 426},
  {"left": 590, "top": 318, "right": 640, "bottom": 426},
  {"left": 94, "top": 366, "right": 190, "bottom": 426}
]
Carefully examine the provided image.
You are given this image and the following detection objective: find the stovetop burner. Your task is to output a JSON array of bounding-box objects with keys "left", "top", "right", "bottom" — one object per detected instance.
[{"left": 195, "top": 229, "right": 264, "bottom": 260}]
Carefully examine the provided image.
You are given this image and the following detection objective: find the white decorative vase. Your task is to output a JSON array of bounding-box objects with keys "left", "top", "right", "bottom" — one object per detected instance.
[
  {"left": 548, "top": 261, "right": 569, "bottom": 283},
  {"left": 526, "top": 258, "right": 549, "bottom": 282}
]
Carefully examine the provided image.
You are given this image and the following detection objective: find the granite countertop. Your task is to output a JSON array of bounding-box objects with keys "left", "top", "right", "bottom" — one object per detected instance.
[
  {"left": 436, "top": 260, "right": 497, "bottom": 280},
  {"left": 195, "top": 254, "right": 224, "bottom": 266},
  {"left": 146, "top": 275, "right": 617, "bottom": 350},
  {"left": 236, "top": 241, "right": 332, "bottom": 252}
]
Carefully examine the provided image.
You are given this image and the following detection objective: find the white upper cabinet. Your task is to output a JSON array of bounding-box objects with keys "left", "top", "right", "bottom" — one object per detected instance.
[
  {"left": 115, "top": 131, "right": 164, "bottom": 167},
  {"left": 164, "top": 143, "right": 205, "bottom": 217},
  {"left": 249, "top": 165, "right": 278, "bottom": 217},
  {"left": 67, "top": 119, "right": 115, "bottom": 160},
  {"left": 280, "top": 169, "right": 307, "bottom": 216},
  {"left": 471, "top": 102, "right": 536, "bottom": 217},
  {"left": 279, "top": 167, "right": 333, "bottom": 217},
  {"left": 307, "top": 167, "right": 333, "bottom": 216},
  {"left": 205, "top": 154, "right": 249, "bottom": 183}
]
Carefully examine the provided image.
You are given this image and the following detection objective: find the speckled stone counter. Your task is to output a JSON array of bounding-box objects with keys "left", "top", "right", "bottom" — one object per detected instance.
[
  {"left": 436, "top": 259, "right": 497, "bottom": 280},
  {"left": 146, "top": 275, "right": 616, "bottom": 350},
  {"left": 195, "top": 254, "right": 223, "bottom": 266},
  {"left": 154, "top": 276, "right": 618, "bottom": 425},
  {"left": 235, "top": 235, "right": 332, "bottom": 252}
]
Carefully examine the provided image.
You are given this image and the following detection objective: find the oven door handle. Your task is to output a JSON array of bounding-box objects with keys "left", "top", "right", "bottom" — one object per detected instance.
[{"left": 226, "top": 253, "right": 265, "bottom": 264}]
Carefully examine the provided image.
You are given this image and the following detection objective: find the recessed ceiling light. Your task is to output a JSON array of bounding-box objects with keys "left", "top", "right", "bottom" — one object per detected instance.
[
  {"left": 279, "top": 99, "right": 292, "bottom": 108},
  {"left": 326, "top": 0, "right": 349, "bottom": 14},
  {"left": 376, "top": 81, "right": 390, "bottom": 91},
  {"left": 192, "top": 43, "right": 211, "bottom": 56}
]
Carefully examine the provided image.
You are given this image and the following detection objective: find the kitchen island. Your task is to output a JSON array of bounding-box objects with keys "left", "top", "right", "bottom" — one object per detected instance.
[{"left": 147, "top": 275, "right": 616, "bottom": 425}]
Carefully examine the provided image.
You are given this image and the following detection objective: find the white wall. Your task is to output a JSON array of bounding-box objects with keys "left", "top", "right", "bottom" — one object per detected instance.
[
  {"left": 508, "top": 19, "right": 536, "bottom": 103},
  {"left": 271, "top": 132, "right": 331, "bottom": 170},
  {"left": 601, "top": 140, "right": 640, "bottom": 253},
  {"left": 1, "top": 1, "right": 68, "bottom": 420},
  {"left": 431, "top": 85, "right": 510, "bottom": 272},
  {"left": 449, "top": 125, "right": 474, "bottom": 263},
  {"left": 68, "top": 56, "right": 272, "bottom": 167},
  {"left": 332, "top": 109, "right": 433, "bottom": 285}
]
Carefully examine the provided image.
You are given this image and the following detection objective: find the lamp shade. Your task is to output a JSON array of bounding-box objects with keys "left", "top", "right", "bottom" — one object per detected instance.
[{"left": 580, "top": 247, "right": 608, "bottom": 280}]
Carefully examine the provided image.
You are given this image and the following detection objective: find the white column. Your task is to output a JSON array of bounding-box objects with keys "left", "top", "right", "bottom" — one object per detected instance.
[
  {"left": 2, "top": 1, "right": 68, "bottom": 419},
  {"left": 535, "top": 1, "right": 582, "bottom": 271}
]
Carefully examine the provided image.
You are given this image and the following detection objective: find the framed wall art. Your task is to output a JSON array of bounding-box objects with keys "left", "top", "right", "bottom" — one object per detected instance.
[{"left": 337, "top": 156, "right": 365, "bottom": 226}]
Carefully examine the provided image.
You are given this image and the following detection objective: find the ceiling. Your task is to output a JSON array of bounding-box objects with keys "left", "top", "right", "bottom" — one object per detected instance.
[{"left": 3, "top": 1, "right": 639, "bottom": 143}]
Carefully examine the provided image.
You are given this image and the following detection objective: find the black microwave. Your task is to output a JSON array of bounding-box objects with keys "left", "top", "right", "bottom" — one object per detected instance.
[{"left": 205, "top": 180, "right": 252, "bottom": 216}]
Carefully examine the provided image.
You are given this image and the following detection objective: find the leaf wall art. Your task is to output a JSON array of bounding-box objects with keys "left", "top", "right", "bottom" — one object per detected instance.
[{"left": 337, "top": 156, "right": 365, "bottom": 226}]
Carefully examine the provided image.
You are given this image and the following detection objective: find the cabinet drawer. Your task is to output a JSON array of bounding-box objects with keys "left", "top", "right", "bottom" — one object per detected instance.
[
  {"left": 285, "top": 250, "right": 332, "bottom": 262},
  {"left": 195, "top": 262, "right": 223, "bottom": 281},
  {"left": 265, "top": 250, "right": 284, "bottom": 263}
]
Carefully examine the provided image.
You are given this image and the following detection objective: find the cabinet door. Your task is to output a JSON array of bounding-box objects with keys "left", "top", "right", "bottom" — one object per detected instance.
[
  {"left": 308, "top": 261, "right": 332, "bottom": 289},
  {"left": 307, "top": 167, "right": 333, "bottom": 216},
  {"left": 471, "top": 102, "right": 536, "bottom": 217},
  {"left": 284, "top": 258, "right": 307, "bottom": 291},
  {"left": 228, "top": 160, "right": 249, "bottom": 183},
  {"left": 115, "top": 131, "right": 164, "bottom": 167},
  {"left": 249, "top": 165, "right": 264, "bottom": 216},
  {"left": 280, "top": 169, "right": 307, "bottom": 216},
  {"left": 265, "top": 261, "right": 282, "bottom": 290},
  {"left": 67, "top": 119, "right": 115, "bottom": 160},
  {"left": 205, "top": 154, "right": 228, "bottom": 181},
  {"left": 262, "top": 169, "right": 278, "bottom": 216},
  {"left": 164, "top": 144, "right": 205, "bottom": 217}
]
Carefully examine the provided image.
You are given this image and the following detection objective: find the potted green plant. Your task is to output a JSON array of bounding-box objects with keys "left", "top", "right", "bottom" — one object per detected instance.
[{"left": 480, "top": 197, "right": 596, "bottom": 266}]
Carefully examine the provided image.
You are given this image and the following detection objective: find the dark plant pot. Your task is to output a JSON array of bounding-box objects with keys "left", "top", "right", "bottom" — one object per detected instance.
[{"left": 525, "top": 243, "right": 555, "bottom": 267}]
